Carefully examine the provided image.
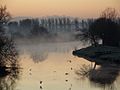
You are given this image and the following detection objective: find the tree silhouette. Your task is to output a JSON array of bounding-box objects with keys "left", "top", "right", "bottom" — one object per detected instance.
[
  {"left": 80, "top": 8, "right": 120, "bottom": 47},
  {"left": 19, "top": 19, "right": 32, "bottom": 29},
  {"left": 89, "top": 18, "right": 119, "bottom": 46},
  {"left": 74, "top": 18, "right": 79, "bottom": 30},
  {"left": 31, "top": 23, "right": 48, "bottom": 37},
  {"left": 100, "top": 8, "right": 118, "bottom": 20},
  {"left": 78, "top": 19, "right": 96, "bottom": 46},
  {"left": 0, "top": 6, "right": 18, "bottom": 68},
  {"left": 0, "top": 6, "right": 11, "bottom": 25},
  {"left": 89, "top": 8, "right": 119, "bottom": 46}
]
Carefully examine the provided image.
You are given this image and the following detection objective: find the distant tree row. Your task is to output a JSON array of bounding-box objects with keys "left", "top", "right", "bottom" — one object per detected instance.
[
  {"left": 8, "top": 18, "right": 49, "bottom": 38},
  {"left": 7, "top": 17, "right": 85, "bottom": 38},
  {"left": 41, "top": 17, "right": 74, "bottom": 26},
  {"left": 8, "top": 17, "right": 81, "bottom": 27},
  {"left": 8, "top": 17, "right": 82, "bottom": 28}
]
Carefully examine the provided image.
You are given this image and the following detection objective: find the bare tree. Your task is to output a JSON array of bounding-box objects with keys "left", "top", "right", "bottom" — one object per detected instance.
[
  {"left": 79, "top": 8, "right": 119, "bottom": 47},
  {"left": 0, "top": 6, "right": 18, "bottom": 68},
  {"left": 100, "top": 8, "right": 118, "bottom": 20},
  {"left": 0, "top": 5, "right": 11, "bottom": 25},
  {"left": 89, "top": 8, "right": 120, "bottom": 46}
]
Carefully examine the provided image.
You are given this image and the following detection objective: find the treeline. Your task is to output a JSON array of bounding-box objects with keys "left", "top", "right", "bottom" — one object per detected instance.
[
  {"left": 7, "top": 17, "right": 94, "bottom": 38},
  {"left": 8, "top": 19, "right": 48, "bottom": 38},
  {"left": 7, "top": 15, "right": 120, "bottom": 43},
  {"left": 77, "top": 17, "right": 120, "bottom": 46},
  {"left": 79, "top": 8, "right": 120, "bottom": 47}
]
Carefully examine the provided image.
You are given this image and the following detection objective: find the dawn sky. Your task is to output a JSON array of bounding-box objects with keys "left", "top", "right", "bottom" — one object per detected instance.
[{"left": 1, "top": 0, "right": 120, "bottom": 18}]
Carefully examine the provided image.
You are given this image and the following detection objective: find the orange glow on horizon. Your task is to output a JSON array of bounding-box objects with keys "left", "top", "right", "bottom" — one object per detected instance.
[{"left": 1, "top": 0, "right": 120, "bottom": 18}]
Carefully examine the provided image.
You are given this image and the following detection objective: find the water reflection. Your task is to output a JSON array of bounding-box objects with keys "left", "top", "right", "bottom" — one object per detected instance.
[
  {"left": 18, "top": 41, "right": 81, "bottom": 63},
  {"left": 76, "top": 64, "right": 120, "bottom": 90},
  {"left": 30, "top": 52, "right": 48, "bottom": 63},
  {"left": 0, "top": 46, "right": 21, "bottom": 90},
  {"left": 0, "top": 64, "right": 21, "bottom": 90},
  {"left": 0, "top": 35, "right": 21, "bottom": 90}
]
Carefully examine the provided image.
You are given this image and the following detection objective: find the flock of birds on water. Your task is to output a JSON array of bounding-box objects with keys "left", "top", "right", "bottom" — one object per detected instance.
[{"left": 28, "top": 60, "right": 73, "bottom": 90}]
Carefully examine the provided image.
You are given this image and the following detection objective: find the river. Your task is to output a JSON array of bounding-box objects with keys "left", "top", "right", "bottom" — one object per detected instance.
[{"left": 2, "top": 41, "right": 120, "bottom": 90}]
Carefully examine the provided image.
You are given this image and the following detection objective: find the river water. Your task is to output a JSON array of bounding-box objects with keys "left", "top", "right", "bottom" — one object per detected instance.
[{"left": 2, "top": 41, "right": 120, "bottom": 90}]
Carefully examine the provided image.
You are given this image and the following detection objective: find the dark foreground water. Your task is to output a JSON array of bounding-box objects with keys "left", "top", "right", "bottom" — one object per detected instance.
[{"left": 1, "top": 41, "right": 120, "bottom": 90}]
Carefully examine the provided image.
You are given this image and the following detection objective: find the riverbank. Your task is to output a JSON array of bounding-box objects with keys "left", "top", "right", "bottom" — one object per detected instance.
[{"left": 73, "top": 45, "right": 120, "bottom": 66}]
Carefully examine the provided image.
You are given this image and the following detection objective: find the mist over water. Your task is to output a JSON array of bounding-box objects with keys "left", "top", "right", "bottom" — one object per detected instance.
[
  {"left": 7, "top": 17, "right": 85, "bottom": 43},
  {"left": 1, "top": 15, "right": 119, "bottom": 90},
  {"left": 16, "top": 40, "right": 82, "bottom": 63},
  {"left": 15, "top": 41, "right": 84, "bottom": 90},
  {"left": 1, "top": 0, "right": 120, "bottom": 89},
  {"left": 13, "top": 40, "right": 120, "bottom": 90}
]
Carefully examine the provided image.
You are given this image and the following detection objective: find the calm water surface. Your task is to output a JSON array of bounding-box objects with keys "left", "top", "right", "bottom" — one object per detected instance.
[{"left": 8, "top": 41, "right": 120, "bottom": 90}]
